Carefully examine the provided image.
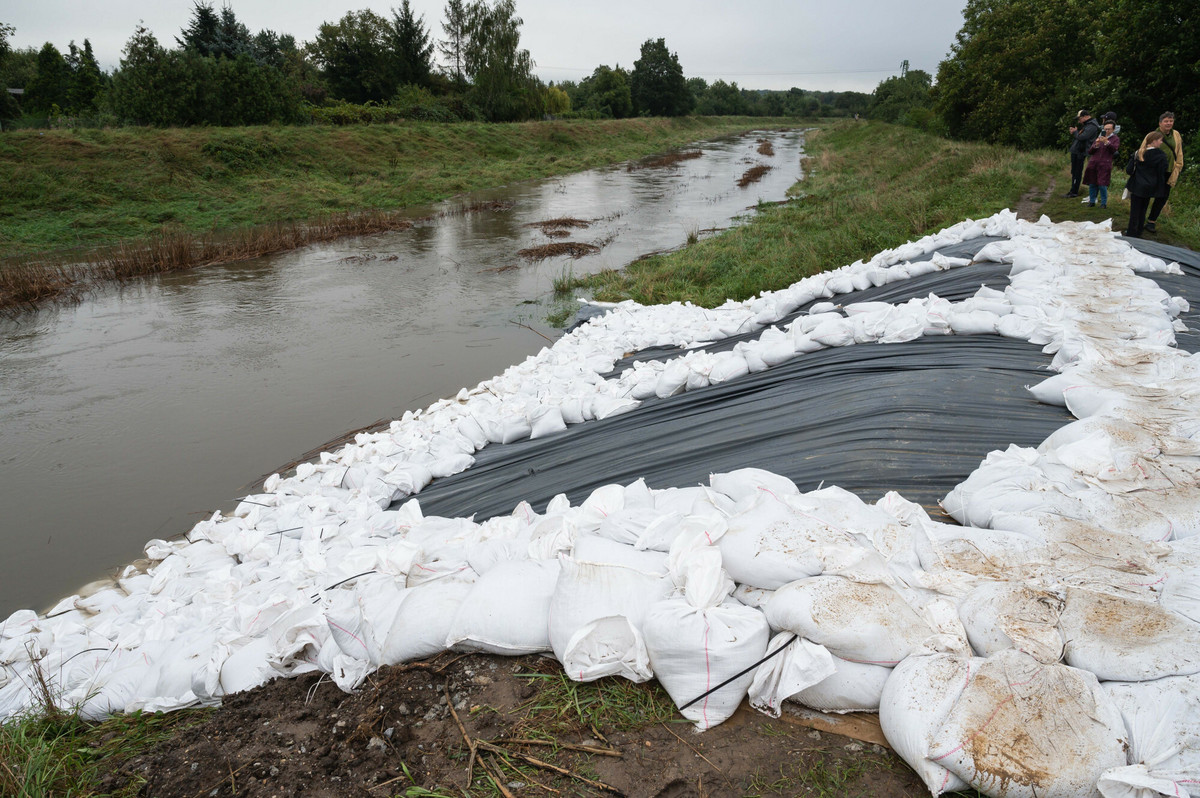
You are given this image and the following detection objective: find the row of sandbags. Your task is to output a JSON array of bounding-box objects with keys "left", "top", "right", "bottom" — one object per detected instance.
[{"left": 3, "top": 214, "right": 1199, "bottom": 798}]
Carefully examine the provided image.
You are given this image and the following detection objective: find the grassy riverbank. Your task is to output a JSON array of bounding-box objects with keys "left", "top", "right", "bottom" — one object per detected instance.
[
  {"left": 0, "top": 116, "right": 800, "bottom": 308},
  {"left": 0, "top": 116, "right": 792, "bottom": 259},
  {"left": 575, "top": 120, "right": 1200, "bottom": 306}
]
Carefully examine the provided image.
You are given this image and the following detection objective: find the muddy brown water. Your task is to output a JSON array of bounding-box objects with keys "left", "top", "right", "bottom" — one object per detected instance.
[{"left": 0, "top": 129, "right": 806, "bottom": 616}]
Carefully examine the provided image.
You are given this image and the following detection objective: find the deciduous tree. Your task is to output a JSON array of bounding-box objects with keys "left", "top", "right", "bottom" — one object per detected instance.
[{"left": 630, "top": 38, "right": 691, "bottom": 117}]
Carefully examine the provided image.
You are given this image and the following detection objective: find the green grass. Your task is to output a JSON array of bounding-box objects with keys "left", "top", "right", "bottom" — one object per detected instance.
[
  {"left": 516, "top": 669, "right": 680, "bottom": 735},
  {"left": 743, "top": 751, "right": 880, "bottom": 798},
  {"left": 0, "top": 117, "right": 804, "bottom": 261},
  {"left": 0, "top": 703, "right": 209, "bottom": 797},
  {"left": 574, "top": 120, "right": 1200, "bottom": 308}
]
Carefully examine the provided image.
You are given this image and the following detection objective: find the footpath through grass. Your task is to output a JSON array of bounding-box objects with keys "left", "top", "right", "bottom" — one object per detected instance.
[
  {"left": 0, "top": 116, "right": 794, "bottom": 260},
  {"left": 576, "top": 120, "right": 1200, "bottom": 307}
]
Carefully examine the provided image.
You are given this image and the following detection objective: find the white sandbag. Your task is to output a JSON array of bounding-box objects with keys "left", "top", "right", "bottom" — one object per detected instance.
[
  {"left": 1100, "top": 672, "right": 1200, "bottom": 798},
  {"left": 718, "top": 491, "right": 888, "bottom": 589},
  {"left": 1026, "top": 372, "right": 1074, "bottom": 406},
  {"left": 879, "top": 654, "right": 978, "bottom": 796},
  {"left": 574, "top": 535, "right": 669, "bottom": 573},
  {"left": 1059, "top": 587, "right": 1200, "bottom": 681},
  {"left": 948, "top": 310, "right": 1000, "bottom": 335},
  {"left": 929, "top": 650, "right": 1128, "bottom": 798},
  {"left": 378, "top": 579, "right": 472, "bottom": 665},
  {"left": 709, "top": 468, "right": 800, "bottom": 505},
  {"left": 957, "top": 582, "right": 1064, "bottom": 663},
  {"left": 707, "top": 352, "right": 751, "bottom": 384},
  {"left": 790, "top": 654, "right": 892, "bottom": 713},
  {"left": 747, "top": 632, "right": 836, "bottom": 717},
  {"left": 445, "top": 559, "right": 560, "bottom": 655},
  {"left": 765, "top": 575, "right": 933, "bottom": 665},
  {"left": 643, "top": 597, "right": 770, "bottom": 730},
  {"left": 548, "top": 558, "right": 672, "bottom": 682}
]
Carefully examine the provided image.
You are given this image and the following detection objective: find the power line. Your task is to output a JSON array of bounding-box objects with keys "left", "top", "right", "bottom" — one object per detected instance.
[{"left": 535, "top": 64, "right": 905, "bottom": 77}]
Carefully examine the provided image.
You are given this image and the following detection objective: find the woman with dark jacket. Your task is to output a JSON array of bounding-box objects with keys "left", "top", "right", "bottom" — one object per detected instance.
[
  {"left": 1083, "top": 122, "right": 1119, "bottom": 207},
  {"left": 1125, "top": 130, "right": 1169, "bottom": 238}
]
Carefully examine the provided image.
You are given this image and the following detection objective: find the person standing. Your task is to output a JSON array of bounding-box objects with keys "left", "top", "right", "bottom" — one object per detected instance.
[
  {"left": 1145, "top": 111, "right": 1184, "bottom": 233},
  {"left": 1083, "top": 121, "right": 1119, "bottom": 208},
  {"left": 1125, "top": 130, "right": 1169, "bottom": 238},
  {"left": 1066, "top": 110, "right": 1101, "bottom": 197}
]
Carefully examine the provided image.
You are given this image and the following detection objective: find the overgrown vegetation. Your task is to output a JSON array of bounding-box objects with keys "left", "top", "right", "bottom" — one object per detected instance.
[
  {"left": 573, "top": 121, "right": 1200, "bottom": 308},
  {"left": 0, "top": 116, "right": 790, "bottom": 307}
]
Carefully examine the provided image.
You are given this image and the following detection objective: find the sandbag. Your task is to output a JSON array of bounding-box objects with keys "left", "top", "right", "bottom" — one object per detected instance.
[
  {"left": 548, "top": 557, "right": 672, "bottom": 682},
  {"left": 929, "top": 649, "right": 1128, "bottom": 798},
  {"left": 747, "top": 632, "right": 835, "bottom": 718},
  {"left": 643, "top": 598, "right": 770, "bottom": 730},
  {"left": 1059, "top": 587, "right": 1200, "bottom": 681},
  {"left": 790, "top": 654, "right": 892, "bottom": 714},
  {"left": 1100, "top": 672, "right": 1200, "bottom": 798},
  {"left": 765, "top": 575, "right": 933, "bottom": 665},
  {"left": 879, "top": 653, "right": 979, "bottom": 796},
  {"left": 445, "top": 559, "right": 560, "bottom": 655},
  {"left": 957, "top": 582, "right": 1065, "bottom": 663}
]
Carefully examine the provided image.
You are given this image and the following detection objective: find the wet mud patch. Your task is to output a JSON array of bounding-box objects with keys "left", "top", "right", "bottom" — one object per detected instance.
[
  {"left": 518, "top": 242, "right": 602, "bottom": 260},
  {"left": 629, "top": 150, "right": 704, "bottom": 171},
  {"left": 96, "top": 653, "right": 927, "bottom": 797},
  {"left": 526, "top": 217, "right": 593, "bottom": 233},
  {"left": 738, "top": 165, "right": 773, "bottom": 187}
]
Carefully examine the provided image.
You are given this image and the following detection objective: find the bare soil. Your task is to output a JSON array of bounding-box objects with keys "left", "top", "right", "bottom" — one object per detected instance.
[
  {"left": 1015, "top": 179, "right": 1056, "bottom": 221},
  {"left": 95, "top": 653, "right": 927, "bottom": 797}
]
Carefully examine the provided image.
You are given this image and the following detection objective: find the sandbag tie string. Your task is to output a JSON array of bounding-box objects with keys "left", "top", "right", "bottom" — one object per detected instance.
[{"left": 679, "top": 633, "right": 798, "bottom": 711}]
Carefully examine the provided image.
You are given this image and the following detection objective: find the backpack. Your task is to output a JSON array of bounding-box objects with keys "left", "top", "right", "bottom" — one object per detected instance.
[{"left": 1125, "top": 152, "right": 1139, "bottom": 177}]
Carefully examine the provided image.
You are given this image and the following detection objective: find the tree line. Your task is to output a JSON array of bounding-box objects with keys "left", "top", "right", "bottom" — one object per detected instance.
[
  {"left": 866, "top": 0, "right": 1195, "bottom": 149},
  {"left": 0, "top": 2, "right": 869, "bottom": 129}
]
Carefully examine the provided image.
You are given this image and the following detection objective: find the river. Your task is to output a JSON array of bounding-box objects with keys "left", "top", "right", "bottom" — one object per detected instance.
[{"left": 0, "top": 128, "right": 806, "bottom": 616}]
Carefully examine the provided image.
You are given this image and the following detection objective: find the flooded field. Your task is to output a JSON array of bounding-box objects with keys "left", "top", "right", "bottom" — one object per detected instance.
[{"left": 0, "top": 128, "right": 806, "bottom": 615}]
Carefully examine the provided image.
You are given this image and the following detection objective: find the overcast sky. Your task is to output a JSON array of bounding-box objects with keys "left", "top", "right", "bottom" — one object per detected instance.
[{"left": 4, "top": 0, "right": 967, "bottom": 93}]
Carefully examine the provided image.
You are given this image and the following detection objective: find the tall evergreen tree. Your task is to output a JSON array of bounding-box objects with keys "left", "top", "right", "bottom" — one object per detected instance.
[
  {"left": 390, "top": 0, "right": 434, "bottom": 87},
  {"left": 439, "top": 0, "right": 468, "bottom": 85},
  {"left": 0, "top": 23, "right": 19, "bottom": 126},
  {"left": 66, "top": 39, "right": 103, "bottom": 113},
  {"left": 26, "top": 42, "right": 70, "bottom": 113},
  {"left": 630, "top": 38, "right": 691, "bottom": 117}
]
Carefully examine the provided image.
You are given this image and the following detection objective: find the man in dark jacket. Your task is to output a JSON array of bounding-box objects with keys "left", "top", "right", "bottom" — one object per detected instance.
[{"left": 1066, "top": 110, "right": 1101, "bottom": 197}]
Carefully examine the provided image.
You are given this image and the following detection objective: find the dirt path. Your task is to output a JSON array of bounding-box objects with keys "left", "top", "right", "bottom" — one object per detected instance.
[
  {"left": 1015, "top": 178, "right": 1057, "bottom": 221},
  {"left": 97, "top": 653, "right": 926, "bottom": 797}
]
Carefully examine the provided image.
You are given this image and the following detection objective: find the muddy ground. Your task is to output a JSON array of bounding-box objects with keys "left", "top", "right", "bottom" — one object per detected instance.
[{"left": 96, "top": 653, "right": 929, "bottom": 798}]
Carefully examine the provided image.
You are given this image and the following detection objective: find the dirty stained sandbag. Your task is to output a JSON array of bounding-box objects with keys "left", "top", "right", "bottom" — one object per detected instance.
[
  {"left": 1099, "top": 672, "right": 1200, "bottom": 798},
  {"left": 1058, "top": 587, "right": 1200, "bottom": 681},
  {"left": 764, "top": 574, "right": 934, "bottom": 666},
  {"left": 928, "top": 649, "right": 1129, "bottom": 798}
]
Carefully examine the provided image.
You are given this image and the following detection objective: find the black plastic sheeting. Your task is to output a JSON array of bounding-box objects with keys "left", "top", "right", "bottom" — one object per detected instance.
[
  {"left": 402, "top": 236, "right": 1199, "bottom": 521},
  {"left": 1128, "top": 238, "right": 1200, "bottom": 353}
]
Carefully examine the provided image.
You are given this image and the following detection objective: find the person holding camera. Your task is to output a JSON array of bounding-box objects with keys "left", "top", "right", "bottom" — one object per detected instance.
[
  {"left": 1083, "top": 121, "right": 1119, "bottom": 208},
  {"left": 1124, "top": 130, "right": 1169, "bottom": 238},
  {"left": 1066, "top": 110, "right": 1101, "bottom": 198}
]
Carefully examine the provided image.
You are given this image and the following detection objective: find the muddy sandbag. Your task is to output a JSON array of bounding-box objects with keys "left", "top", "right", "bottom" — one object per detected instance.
[
  {"left": 929, "top": 649, "right": 1128, "bottom": 798},
  {"left": 1059, "top": 587, "right": 1200, "bottom": 681},
  {"left": 1100, "top": 672, "right": 1200, "bottom": 798},
  {"left": 957, "top": 582, "right": 1065, "bottom": 663},
  {"left": 765, "top": 575, "right": 934, "bottom": 665},
  {"left": 879, "top": 653, "right": 981, "bottom": 796}
]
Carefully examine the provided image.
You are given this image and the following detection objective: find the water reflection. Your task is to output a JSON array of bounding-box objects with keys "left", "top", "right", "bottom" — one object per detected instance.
[{"left": 0, "top": 129, "right": 806, "bottom": 615}]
